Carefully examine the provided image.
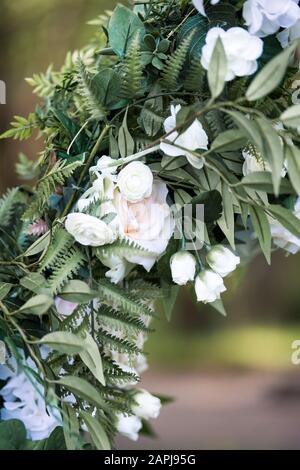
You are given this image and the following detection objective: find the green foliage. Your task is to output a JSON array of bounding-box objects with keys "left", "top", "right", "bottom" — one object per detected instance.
[
  {"left": 161, "top": 33, "right": 193, "bottom": 90},
  {"left": 0, "top": 114, "right": 36, "bottom": 141},
  {"left": 120, "top": 37, "right": 143, "bottom": 100}
]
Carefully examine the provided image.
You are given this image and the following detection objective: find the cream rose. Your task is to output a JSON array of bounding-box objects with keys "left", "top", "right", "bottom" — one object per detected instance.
[
  {"left": 115, "top": 413, "right": 142, "bottom": 441},
  {"left": 117, "top": 161, "right": 153, "bottom": 203},
  {"left": 206, "top": 245, "right": 240, "bottom": 277},
  {"left": 170, "top": 251, "right": 196, "bottom": 285},
  {"left": 65, "top": 213, "right": 116, "bottom": 247},
  {"left": 132, "top": 389, "right": 161, "bottom": 420},
  {"left": 195, "top": 270, "right": 226, "bottom": 303},
  {"left": 113, "top": 180, "right": 174, "bottom": 271}
]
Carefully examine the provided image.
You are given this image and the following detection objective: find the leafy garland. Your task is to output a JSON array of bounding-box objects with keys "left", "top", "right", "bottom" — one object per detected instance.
[{"left": 1, "top": 0, "right": 300, "bottom": 450}]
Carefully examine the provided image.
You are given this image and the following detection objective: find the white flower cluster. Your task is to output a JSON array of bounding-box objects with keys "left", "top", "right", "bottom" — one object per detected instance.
[
  {"left": 170, "top": 246, "right": 240, "bottom": 304},
  {"left": 0, "top": 354, "right": 60, "bottom": 441}
]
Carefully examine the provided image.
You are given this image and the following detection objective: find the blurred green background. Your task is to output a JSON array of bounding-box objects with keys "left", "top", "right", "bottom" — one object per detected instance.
[{"left": 1, "top": 0, "right": 300, "bottom": 449}]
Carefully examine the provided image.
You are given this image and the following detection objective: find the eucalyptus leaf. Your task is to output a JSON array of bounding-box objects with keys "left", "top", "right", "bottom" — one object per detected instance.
[
  {"left": 208, "top": 37, "right": 227, "bottom": 99},
  {"left": 249, "top": 205, "right": 271, "bottom": 264},
  {"left": 56, "top": 376, "right": 107, "bottom": 410},
  {"left": 24, "top": 231, "right": 50, "bottom": 257},
  {"left": 118, "top": 109, "right": 135, "bottom": 157},
  {"left": 280, "top": 104, "right": 300, "bottom": 129},
  {"left": 108, "top": 5, "right": 145, "bottom": 58},
  {"left": 286, "top": 145, "right": 300, "bottom": 195},
  {"left": 59, "top": 280, "right": 98, "bottom": 304},
  {"left": 0, "top": 283, "right": 13, "bottom": 301},
  {"left": 39, "top": 331, "right": 84, "bottom": 355},
  {"left": 20, "top": 273, "right": 48, "bottom": 294},
  {"left": 268, "top": 204, "right": 300, "bottom": 239},
  {"left": 80, "top": 331, "right": 105, "bottom": 386},
  {"left": 211, "top": 129, "right": 246, "bottom": 152},
  {"left": 18, "top": 294, "right": 53, "bottom": 316},
  {"left": 240, "top": 171, "right": 294, "bottom": 194},
  {"left": 79, "top": 411, "right": 111, "bottom": 450}
]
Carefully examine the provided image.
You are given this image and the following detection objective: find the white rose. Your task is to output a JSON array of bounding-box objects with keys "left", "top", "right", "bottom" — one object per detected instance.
[
  {"left": 115, "top": 413, "right": 142, "bottom": 441},
  {"left": 243, "top": 0, "right": 300, "bottom": 37},
  {"left": 193, "top": 0, "right": 220, "bottom": 17},
  {"left": 132, "top": 389, "right": 161, "bottom": 420},
  {"left": 97, "top": 252, "right": 133, "bottom": 284},
  {"left": 201, "top": 27, "right": 263, "bottom": 81},
  {"left": 113, "top": 180, "right": 174, "bottom": 272},
  {"left": 270, "top": 197, "right": 300, "bottom": 254},
  {"left": 206, "top": 245, "right": 240, "bottom": 277},
  {"left": 65, "top": 213, "right": 116, "bottom": 247},
  {"left": 54, "top": 297, "right": 78, "bottom": 317},
  {"left": 195, "top": 270, "right": 226, "bottom": 303},
  {"left": 160, "top": 105, "right": 208, "bottom": 169},
  {"left": 170, "top": 251, "right": 196, "bottom": 285},
  {"left": 118, "top": 161, "right": 153, "bottom": 203},
  {"left": 89, "top": 155, "right": 117, "bottom": 175}
]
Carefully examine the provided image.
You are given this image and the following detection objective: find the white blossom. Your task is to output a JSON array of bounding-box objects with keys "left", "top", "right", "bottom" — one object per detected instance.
[
  {"left": 243, "top": 0, "right": 300, "bottom": 37},
  {"left": 271, "top": 197, "right": 300, "bottom": 254},
  {"left": 65, "top": 212, "right": 117, "bottom": 247},
  {"left": 193, "top": 0, "right": 220, "bottom": 17},
  {"left": 117, "top": 161, "right": 153, "bottom": 203},
  {"left": 132, "top": 389, "right": 161, "bottom": 420},
  {"left": 170, "top": 251, "right": 196, "bottom": 285},
  {"left": 115, "top": 413, "right": 142, "bottom": 441},
  {"left": 206, "top": 245, "right": 240, "bottom": 277},
  {"left": 195, "top": 270, "right": 226, "bottom": 303},
  {"left": 160, "top": 105, "right": 208, "bottom": 169},
  {"left": 201, "top": 27, "right": 263, "bottom": 81}
]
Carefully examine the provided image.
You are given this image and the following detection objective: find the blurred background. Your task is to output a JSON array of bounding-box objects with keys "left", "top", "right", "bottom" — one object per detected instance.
[{"left": 1, "top": 0, "right": 300, "bottom": 450}]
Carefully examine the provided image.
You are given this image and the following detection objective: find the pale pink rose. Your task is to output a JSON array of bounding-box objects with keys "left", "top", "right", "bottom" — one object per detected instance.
[{"left": 55, "top": 297, "right": 78, "bottom": 317}]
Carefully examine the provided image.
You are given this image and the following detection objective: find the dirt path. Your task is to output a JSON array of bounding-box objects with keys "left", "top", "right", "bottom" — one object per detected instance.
[{"left": 116, "top": 370, "right": 300, "bottom": 450}]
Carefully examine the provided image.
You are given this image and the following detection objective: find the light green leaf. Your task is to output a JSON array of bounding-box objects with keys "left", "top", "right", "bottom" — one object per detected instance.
[
  {"left": 268, "top": 204, "right": 300, "bottom": 239},
  {"left": 24, "top": 231, "right": 50, "bottom": 257},
  {"left": 108, "top": 5, "right": 145, "bottom": 58},
  {"left": 246, "top": 43, "right": 296, "bottom": 101},
  {"left": 79, "top": 411, "right": 111, "bottom": 450},
  {"left": 210, "top": 299, "right": 227, "bottom": 317},
  {"left": 118, "top": 109, "right": 135, "bottom": 157},
  {"left": 62, "top": 403, "right": 81, "bottom": 451},
  {"left": 280, "top": 104, "right": 300, "bottom": 129},
  {"left": 211, "top": 129, "right": 246, "bottom": 152},
  {"left": 208, "top": 37, "right": 227, "bottom": 99},
  {"left": 59, "top": 280, "right": 98, "bottom": 304},
  {"left": 160, "top": 283, "right": 179, "bottom": 322},
  {"left": 286, "top": 145, "right": 300, "bottom": 195},
  {"left": 249, "top": 205, "right": 271, "bottom": 264},
  {"left": 18, "top": 294, "right": 53, "bottom": 316},
  {"left": 240, "top": 171, "right": 294, "bottom": 194},
  {"left": 217, "top": 182, "right": 235, "bottom": 249},
  {"left": 39, "top": 332, "right": 84, "bottom": 355},
  {"left": 20, "top": 273, "right": 48, "bottom": 294},
  {"left": 224, "top": 110, "right": 262, "bottom": 149},
  {"left": 56, "top": 376, "right": 107, "bottom": 410},
  {"left": 80, "top": 331, "right": 105, "bottom": 386},
  {"left": 0, "top": 283, "right": 13, "bottom": 301},
  {"left": 255, "top": 118, "right": 284, "bottom": 196}
]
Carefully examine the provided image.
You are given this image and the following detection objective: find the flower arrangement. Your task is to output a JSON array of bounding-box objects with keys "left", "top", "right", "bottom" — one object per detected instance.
[{"left": 1, "top": 0, "right": 300, "bottom": 450}]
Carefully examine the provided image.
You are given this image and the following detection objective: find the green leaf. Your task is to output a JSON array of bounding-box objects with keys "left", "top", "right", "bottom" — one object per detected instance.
[
  {"left": 286, "top": 145, "right": 300, "bottom": 195},
  {"left": 191, "top": 190, "right": 222, "bottom": 223},
  {"left": 210, "top": 299, "right": 227, "bottom": 317},
  {"left": 39, "top": 331, "right": 84, "bottom": 355},
  {"left": 224, "top": 111, "right": 262, "bottom": 149},
  {"left": 218, "top": 182, "right": 235, "bottom": 249},
  {"left": 80, "top": 331, "right": 105, "bottom": 386},
  {"left": 211, "top": 129, "right": 246, "bottom": 152},
  {"left": 118, "top": 109, "right": 135, "bottom": 157},
  {"left": 56, "top": 376, "right": 107, "bottom": 410},
  {"left": 246, "top": 43, "right": 296, "bottom": 101},
  {"left": 268, "top": 204, "right": 300, "bottom": 239},
  {"left": 20, "top": 273, "right": 48, "bottom": 294},
  {"left": 0, "top": 420, "right": 26, "bottom": 450},
  {"left": 62, "top": 403, "right": 81, "bottom": 450},
  {"left": 108, "top": 5, "right": 145, "bottom": 58},
  {"left": 160, "top": 283, "right": 179, "bottom": 322},
  {"left": 79, "top": 411, "right": 111, "bottom": 450},
  {"left": 255, "top": 118, "right": 284, "bottom": 196},
  {"left": 24, "top": 231, "right": 50, "bottom": 257},
  {"left": 280, "top": 104, "right": 300, "bottom": 129},
  {"left": 249, "top": 205, "right": 271, "bottom": 264},
  {"left": 240, "top": 171, "right": 294, "bottom": 194},
  {"left": 208, "top": 37, "right": 227, "bottom": 99},
  {"left": 59, "top": 280, "right": 98, "bottom": 304},
  {"left": 18, "top": 294, "right": 53, "bottom": 316},
  {"left": 177, "top": 14, "right": 208, "bottom": 61},
  {"left": 91, "top": 69, "right": 121, "bottom": 109},
  {"left": 0, "top": 283, "right": 13, "bottom": 301}
]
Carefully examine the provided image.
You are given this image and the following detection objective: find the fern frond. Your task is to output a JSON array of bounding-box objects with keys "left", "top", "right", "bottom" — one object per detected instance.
[
  {"left": 103, "top": 357, "right": 139, "bottom": 385},
  {"left": 15, "top": 153, "right": 38, "bottom": 181},
  {"left": 97, "top": 328, "right": 141, "bottom": 354},
  {"left": 0, "top": 113, "right": 37, "bottom": 141},
  {"left": 76, "top": 59, "right": 106, "bottom": 120},
  {"left": 25, "top": 66, "right": 59, "bottom": 98},
  {"left": 39, "top": 228, "right": 74, "bottom": 272},
  {"left": 48, "top": 247, "right": 86, "bottom": 294},
  {"left": 161, "top": 34, "right": 193, "bottom": 90},
  {"left": 120, "top": 37, "right": 143, "bottom": 100},
  {"left": 0, "top": 188, "right": 20, "bottom": 227},
  {"left": 96, "top": 305, "right": 152, "bottom": 335},
  {"left": 97, "top": 279, "right": 155, "bottom": 318},
  {"left": 96, "top": 238, "right": 156, "bottom": 261},
  {"left": 184, "top": 58, "right": 205, "bottom": 92}
]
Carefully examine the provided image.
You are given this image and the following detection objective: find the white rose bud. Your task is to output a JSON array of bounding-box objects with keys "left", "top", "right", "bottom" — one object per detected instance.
[
  {"left": 170, "top": 251, "right": 196, "bottom": 285},
  {"left": 195, "top": 270, "right": 226, "bottom": 303},
  {"left": 132, "top": 389, "right": 161, "bottom": 420},
  {"left": 65, "top": 213, "right": 116, "bottom": 247},
  {"left": 117, "top": 161, "right": 153, "bottom": 203},
  {"left": 206, "top": 245, "right": 240, "bottom": 277},
  {"left": 115, "top": 413, "right": 142, "bottom": 441}
]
